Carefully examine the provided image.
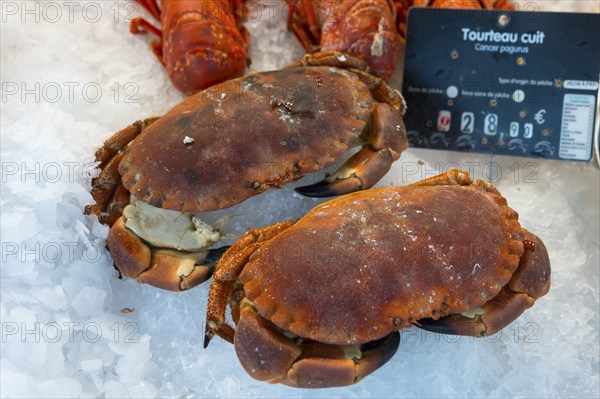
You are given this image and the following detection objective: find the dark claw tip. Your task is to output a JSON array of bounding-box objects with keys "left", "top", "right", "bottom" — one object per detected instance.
[
  {"left": 203, "top": 334, "right": 211, "bottom": 349},
  {"left": 205, "top": 246, "right": 231, "bottom": 269},
  {"left": 414, "top": 317, "right": 459, "bottom": 336},
  {"left": 295, "top": 181, "right": 339, "bottom": 198}
]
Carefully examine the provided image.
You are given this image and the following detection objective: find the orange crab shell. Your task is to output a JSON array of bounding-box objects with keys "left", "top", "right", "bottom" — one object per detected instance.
[
  {"left": 119, "top": 66, "right": 375, "bottom": 212},
  {"left": 239, "top": 183, "right": 525, "bottom": 345}
]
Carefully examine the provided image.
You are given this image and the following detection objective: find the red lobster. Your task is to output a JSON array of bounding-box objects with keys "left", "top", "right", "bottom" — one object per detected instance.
[
  {"left": 287, "top": 0, "right": 514, "bottom": 81},
  {"left": 287, "top": 0, "right": 400, "bottom": 81},
  {"left": 131, "top": 0, "right": 250, "bottom": 95}
]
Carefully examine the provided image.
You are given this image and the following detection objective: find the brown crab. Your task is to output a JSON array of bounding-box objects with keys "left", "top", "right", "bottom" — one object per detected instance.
[
  {"left": 204, "top": 169, "right": 551, "bottom": 388},
  {"left": 85, "top": 51, "right": 408, "bottom": 292}
]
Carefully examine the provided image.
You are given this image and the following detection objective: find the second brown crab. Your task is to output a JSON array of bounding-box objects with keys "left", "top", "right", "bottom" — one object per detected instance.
[
  {"left": 205, "top": 169, "right": 551, "bottom": 388},
  {"left": 85, "top": 51, "right": 408, "bottom": 291}
]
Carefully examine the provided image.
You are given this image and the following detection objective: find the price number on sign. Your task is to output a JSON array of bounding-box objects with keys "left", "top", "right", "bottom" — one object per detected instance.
[
  {"left": 437, "top": 110, "right": 452, "bottom": 132},
  {"left": 524, "top": 123, "right": 534, "bottom": 139},
  {"left": 484, "top": 113, "right": 499, "bottom": 136},
  {"left": 510, "top": 122, "right": 520, "bottom": 137},
  {"left": 461, "top": 112, "right": 475, "bottom": 134}
]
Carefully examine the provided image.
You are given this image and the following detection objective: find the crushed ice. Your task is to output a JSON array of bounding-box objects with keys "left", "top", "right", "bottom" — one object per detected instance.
[{"left": 1, "top": 0, "right": 599, "bottom": 397}]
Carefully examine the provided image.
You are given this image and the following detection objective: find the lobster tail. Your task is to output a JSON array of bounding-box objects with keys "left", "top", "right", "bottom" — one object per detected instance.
[{"left": 131, "top": 0, "right": 250, "bottom": 95}]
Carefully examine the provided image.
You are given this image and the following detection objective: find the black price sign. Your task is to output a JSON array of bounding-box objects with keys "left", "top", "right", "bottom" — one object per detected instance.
[{"left": 402, "top": 8, "right": 600, "bottom": 161}]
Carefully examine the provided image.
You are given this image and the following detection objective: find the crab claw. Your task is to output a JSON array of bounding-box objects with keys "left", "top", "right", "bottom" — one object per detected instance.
[
  {"left": 296, "top": 102, "right": 407, "bottom": 197},
  {"left": 295, "top": 147, "right": 397, "bottom": 197},
  {"left": 416, "top": 231, "right": 550, "bottom": 337},
  {"left": 233, "top": 305, "right": 400, "bottom": 388},
  {"left": 107, "top": 217, "right": 229, "bottom": 291},
  {"left": 294, "top": 180, "right": 337, "bottom": 197}
]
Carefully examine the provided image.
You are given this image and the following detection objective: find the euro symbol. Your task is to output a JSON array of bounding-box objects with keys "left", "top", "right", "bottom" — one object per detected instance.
[{"left": 534, "top": 109, "right": 546, "bottom": 124}]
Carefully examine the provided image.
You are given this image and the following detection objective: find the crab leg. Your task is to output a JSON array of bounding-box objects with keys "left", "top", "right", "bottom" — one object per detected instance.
[
  {"left": 85, "top": 118, "right": 159, "bottom": 226},
  {"left": 296, "top": 102, "right": 407, "bottom": 197},
  {"left": 234, "top": 304, "right": 401, "bottom": 388},
  {"left": 417, "top": 230, "right": 551, "bottom": 337},
  {"left": 408, "top": 168, "right": 472, "bottom": 187},
  {"left": 287, "top": 50, "right": 370, "bottom": 73},
  {"left": 95, "top": 118, "right": 159, "bottom": 167},
  {"left": 204, "top": 221, "right": 296, "bottom": 347},
  {"left": 102, "top": 184, "right": 131, "bottom": 227},
  {"left": 350, "top": 69, "right": 407, "bottom": 113},
  {"left": 228, "top": 282, "right": 245, "bottom": 325},
  {"left": 86, "top": 151, "right": 125, "bottom": 223}
]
